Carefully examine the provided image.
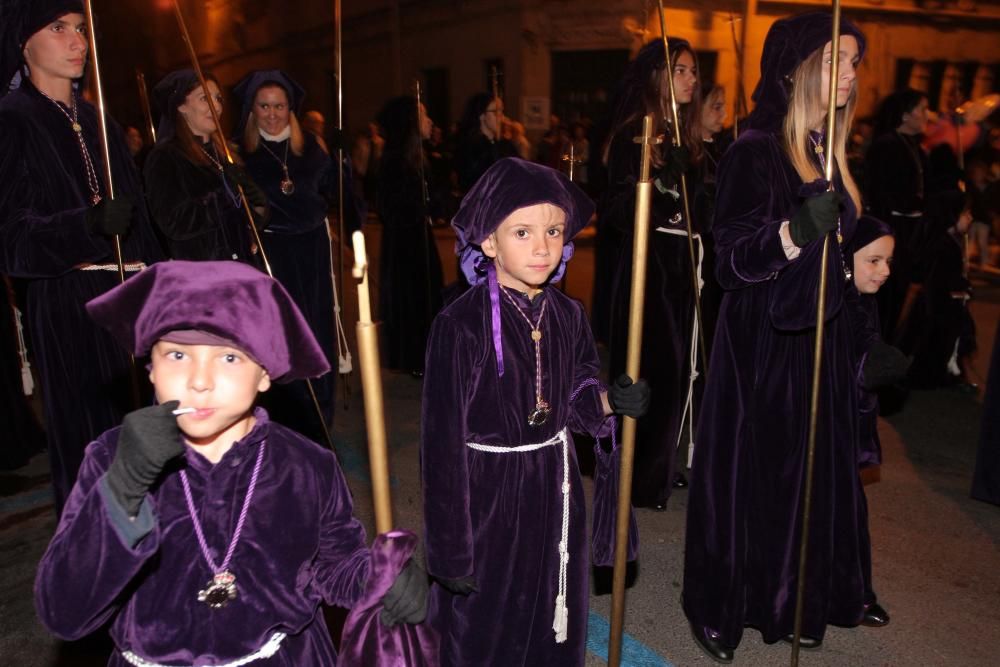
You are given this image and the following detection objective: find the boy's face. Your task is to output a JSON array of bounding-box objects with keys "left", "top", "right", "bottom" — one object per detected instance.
[
  {"left": 853, "top": 235, "right": 894, "bottom": 294},
  {"left": 22, "top": 13, "right": 88, "bottom": 84},
  {"left": 481, "top": 203, "right": 567, "bottom": 295},
  {"left": 149, "top": 341, "right": 271, "bottom": 449}
]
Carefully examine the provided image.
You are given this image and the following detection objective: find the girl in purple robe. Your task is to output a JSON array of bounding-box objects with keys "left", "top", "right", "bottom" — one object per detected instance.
[
  {"left": 681, "top": 13, "right": 890, "bottom": 662},
  {"left": 421, "top": 158, "right": 648, "bottom": 665},
  {"left": 35, "top": 261, "right": 428, "bottom": 666},
  {"left": 602, "top": 38, "right": 704, "bottom": 508}
]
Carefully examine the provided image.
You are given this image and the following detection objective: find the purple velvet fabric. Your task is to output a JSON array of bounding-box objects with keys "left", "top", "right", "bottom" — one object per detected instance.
[
  {"left": 35, "top": 409, "right": 370, "bottom": 665},
  {"left": 849, "top": 290, "right": 883, "bottom": 468},
  {"left": 0, "top": 79, "right": 164, "bottom": 513},
  {"left": 85, "top": 260, "right": 329, "bottom": 383},
  {"left": 682, "top": 12, "right": 872, "bottom": 641},
  {"left": 421, "top": 284, "right": 612, "bottom": 666},
  {"left": 339, "top": 531, "right": 439, "bottom": 666},
  {"left": 591, "top": 428, "right": 639, "bottom": 567}
]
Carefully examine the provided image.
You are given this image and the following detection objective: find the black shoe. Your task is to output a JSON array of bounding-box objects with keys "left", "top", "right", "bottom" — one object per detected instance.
[
  {"left": 672, "top": 472, "right": 689, "bottom": 489},
  {"left": 691, "top": 624, "right": 734, "bottom": 663},
  {"left": 782, "top": 634, "right": 822, "bottom": 649},
  {"left": 862, "top": 602, "right": 890, "bottom": 627}
]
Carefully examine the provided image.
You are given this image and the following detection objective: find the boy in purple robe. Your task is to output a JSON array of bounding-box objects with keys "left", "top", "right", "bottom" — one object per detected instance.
[
  {"left": 35, "top": 260, "right": 427, "bottom": 665},
  {"left": 421, "top": 157, "right": 649, "bottom": 665}
]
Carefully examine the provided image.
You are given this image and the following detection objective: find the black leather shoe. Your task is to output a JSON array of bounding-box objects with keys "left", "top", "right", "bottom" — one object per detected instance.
[
  {"left": 782, "top": 634, "right": 822, "bottom": 649},
  {"left": 672, "top": 472, "right": 689, "bottom": 489},
  {"left": 862, "top": 602, "right": 890, "bottom": 627},
  {"left": 691, "top": 624, "right": 734, "bottom": 663}
]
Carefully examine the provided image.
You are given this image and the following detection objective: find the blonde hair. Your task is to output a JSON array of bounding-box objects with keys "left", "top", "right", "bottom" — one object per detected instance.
[
  {"left": 242, "top": 84, "right": 305, "bottom": 156},
  {"left": 782, "top": 47, "right": 862, "bottom": 212}
]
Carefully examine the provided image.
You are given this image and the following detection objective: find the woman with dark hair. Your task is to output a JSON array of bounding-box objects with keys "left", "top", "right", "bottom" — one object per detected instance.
[
  {"left": 864, "top": 87, "right": 930, "bottom": 339},
  {"left": 144, "top": 69, "right": 269, "bottom": 262},
  {"left": 233, "top": 69, "right": 350, "bottom": 437},
  {"left": 682, "top": 13, "right": 888, "bottom": 661},
  {"left": 453, "top": 92, "right": 518, "bottom": 193},
  {"left": 375, "top": 95, "right": 444, "bottom": 375},
  {"left": 598, "top": 37, "right": 702, "bottom": 510}
]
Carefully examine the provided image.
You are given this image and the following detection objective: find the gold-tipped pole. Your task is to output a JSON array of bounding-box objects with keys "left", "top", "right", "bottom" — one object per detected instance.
[
  {"left": 83, "top": 0, "right": 141, "bottom": 408},
  {"left": 608, "top": 114, "right": 660, "bottom": 667},
  {"left": 170, "top": 0, "right": 335, "bottom": 452},
  {"left": 352, "top": 231, "right": 394, "bottom": 534},
  {"left": 790, "top": 4, "right": 841, "bottom": 665},
  {"left": 656, "top": 1, "right": 708, "bottom": 376},
  {"left": 136, "top": 69, "right": 157, "bottom": 145},
  {"left": 728, "top": 11, "right": 748, "bottom": 141}
]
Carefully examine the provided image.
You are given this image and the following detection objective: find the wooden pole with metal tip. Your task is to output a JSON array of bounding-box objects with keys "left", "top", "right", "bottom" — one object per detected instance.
[
  {"left": 83, "top": 0, "right": 141, "bottom": 408},
  {"left": 608, "top": 114, "right": 660, "bottom": 667},
  {"left": 136, "top": 69, "right": 157, "bottom": 145},
  {"left": 656, "top": 0, "right": 709, "bottom": 376},
  {"left": 790, "top": 3, "right": 841, "bottom": 664},
  {"left": 352, "top": 231, "right": 393, "bottom": 534}
]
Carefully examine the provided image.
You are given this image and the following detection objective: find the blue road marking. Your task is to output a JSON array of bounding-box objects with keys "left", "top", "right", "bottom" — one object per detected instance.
[{"left": 587, "top": 610, "right": 673, "bottom": 666}]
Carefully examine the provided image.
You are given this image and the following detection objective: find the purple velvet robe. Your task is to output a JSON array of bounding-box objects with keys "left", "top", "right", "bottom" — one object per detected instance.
[
  {"left": 421, "top": 284, "right": 610, "bottom": 666},
  {"left": 682, "top": 128, "right": 870, "bottom": 647},
  {"left": 35, "top": 409, "right": 371, "bottom": 665},
  {"left": 0, "top": 80, "right": 163, "bottom": 513}
]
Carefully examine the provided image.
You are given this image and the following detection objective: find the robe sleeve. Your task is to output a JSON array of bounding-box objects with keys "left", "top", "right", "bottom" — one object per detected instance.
[
  {"left": 602, "top": 127, "right": 683, "bottom": 235},
  {"left": 0, "top": 112, "right": 112, "bottom": 277},
  {"left": 567, "top": 302, "right": 613, "bottom": 438},
  {"left": 143, "top": 145, "right": 230, "bottom": 242},
  {"left": 34, "top": 434, "right": 162, "bottom": 640},
  {"left": 712, "top": 137, "right": 794, "bottom": 290},
  {"left": 311, "top": 454, "right": 372, "bottom": 608},
  {"left": 420, "top": 311, "right": 476, "bottom": 580}
]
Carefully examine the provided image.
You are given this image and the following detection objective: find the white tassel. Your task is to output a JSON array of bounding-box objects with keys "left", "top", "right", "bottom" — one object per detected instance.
[
  {"left": 21, "top": 364, "right": 34, "bottom": 396},
  {"left": 552, "top": 594, "right": 568, "bottom": 643}
]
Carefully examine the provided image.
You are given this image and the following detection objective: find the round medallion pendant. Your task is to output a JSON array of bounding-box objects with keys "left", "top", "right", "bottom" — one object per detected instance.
[
  {"left": 198, "top": 571, "right": 238, "bottom": 608},
  {"left": 528, "top": 404, "right": 551, "bottom": 427},
  {"left": 280, "top": 178, "right": 295, "bottom": 196}
]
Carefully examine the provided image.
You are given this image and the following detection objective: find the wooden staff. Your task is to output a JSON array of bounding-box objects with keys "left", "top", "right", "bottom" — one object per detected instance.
[
  {"left": 728, "top": 12, "right": 748, "bottom": 141},
  {"left": 136, "top": 69, "right": 157, "bottom": 145},
  {"left": 608, "top": 114, "right": 659, "bottom": 667},
  {"left": 352, "top": 231, "right": 393, "bottom": 533},
  {"left": 170, "top": 0, "right": 336, "bottom": 452},
  {"left": 656, "top": 1, "right": 708, "bottom": 375},
  {"left": 83, "top": 0, "right": 140, "bottom": 408},
  {"left": 790, "top": 4, "right": 841, "bottom": 664}
]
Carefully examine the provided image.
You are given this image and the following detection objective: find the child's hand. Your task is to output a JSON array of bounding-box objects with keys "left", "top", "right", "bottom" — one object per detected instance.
[
  {"left": 104, "top": 401, "right": 186, "bottom": 518},
  {"left": 380, "top": 559, "right": 429, "bottom": 626},
  {"left": 607, "top": 374, "right": 651, "bottom": 418}
]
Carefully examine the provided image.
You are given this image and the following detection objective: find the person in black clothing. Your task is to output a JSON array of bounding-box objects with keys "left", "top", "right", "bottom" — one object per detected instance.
[
  {"left": 864, "top": 88, "right": 930, "bottom": 339},
  {"left": 454, "top": 93, "right": 518, "bottom": 194},
  {"left": 144, "top": 69, "right": 268, "bottom": 263}
]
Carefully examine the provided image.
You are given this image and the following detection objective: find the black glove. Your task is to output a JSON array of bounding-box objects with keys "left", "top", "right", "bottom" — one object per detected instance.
[
  {"left": 104, "top": 401, "right": 185, "bottom": 517},
  {"left": 222, "top": 163, "right": 269, "bottom": 209},
  {"left": 862, "top": 339, "right": 912, "bottom": 390},
  {"left": 380, "top": 560, "right": 429, "bottom": 626},
  {"left": 655, "top": 144, "right": 691, "bottom": 188},
  {"left": 789, "top": 191, "right": 842, "bottom": 247},
  {"left": 435, "top": 574, "right": 478, "bottom": 596},
  {"left": 85, "top": 197, "right": 134, "bottom": 237},
  {"left": 607, "top": 374, "right": 651, "bottom": 418}
]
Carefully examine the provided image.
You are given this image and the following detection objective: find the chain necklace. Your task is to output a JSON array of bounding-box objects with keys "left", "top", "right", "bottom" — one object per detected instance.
[
  {"left": 37, "top": 89, "right": 102, "bottom": 205},
  {"left": 258, "top": 138, "right": 294, "bottom": 195},
  {"left": 180, "top": 439, "right": 267, "bottom": 609},
  {"left": 199, "top": 143, "right": 224, "bottom": 172},
  {"left": 809, "top": 135, "right": 853, "bottom": 282},
  {"left": 500, "top": 285, "right": 550, "bottom": 426}
]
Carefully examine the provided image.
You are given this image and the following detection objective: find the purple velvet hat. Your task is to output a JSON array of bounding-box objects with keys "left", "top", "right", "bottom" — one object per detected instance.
[
  {"left": 86, "top": 261, "right": 330, "bottom": 382},
  {"left": 451, "top": 157, "right": 595, "bottom": 285},
  {"left": 749, "top": 11, "right": 866, "bottom": 131},
  {"left": 232, "top": 69, "right": 306, "bottom": 138},
  {"left": 2, "top": 0, "right": 84, "bottom": 94},
  {"left": 847, "top": 215, "right": 893, "bottom": 256}
]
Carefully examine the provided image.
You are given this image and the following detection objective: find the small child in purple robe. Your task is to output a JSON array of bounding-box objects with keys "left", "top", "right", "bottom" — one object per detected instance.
[
  {"left": 421, "top": 158, "right": 649, "bottom": 666},
  {"left": 34, "top": 260, "right": 427, "bottom": 666}
]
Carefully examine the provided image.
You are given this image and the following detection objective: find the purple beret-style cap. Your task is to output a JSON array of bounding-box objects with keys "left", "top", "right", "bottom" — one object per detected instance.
[
  {"left": 451, "top": 157, "right": 594, "bottom": 284},
  {"left": 749, "top": 11, "right": 866, "bottom": 130},
  {"left": 85, "top": 261, "right": 330, "bottom": 383},
  {"left": 847, "top": 215, "right": 893, "bottom": 256}
]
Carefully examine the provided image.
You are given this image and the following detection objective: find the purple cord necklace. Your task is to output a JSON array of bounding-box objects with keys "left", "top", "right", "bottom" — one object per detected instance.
[{"left": 180, "top": 439, "right": 266, "bottom": 609}]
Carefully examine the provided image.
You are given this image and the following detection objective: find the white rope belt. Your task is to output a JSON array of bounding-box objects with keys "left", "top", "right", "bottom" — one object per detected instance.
[
  {"left": 120, "top": 632, "right": 287, "bottom": 667},
  {"left": 654, "top": 227, "right": 704, "bottom": 467},
  {"left": 78, "top": 261, "right": 147, "bottom": 272},
  {"left": 467, "top": 428, "right": 571, "bottom": 643}
]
